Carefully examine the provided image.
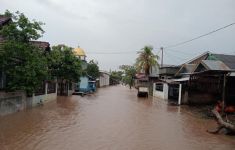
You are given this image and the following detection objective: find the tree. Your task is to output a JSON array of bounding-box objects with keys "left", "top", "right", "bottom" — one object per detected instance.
[
  {"left": 0, "top": 10, "right": 47, "bottom": 95},
  {"left": 86, "top": 60, "right": 99, "bottom": 79},
  {"left": 0, "top": 10, "right": 44, "bottom": 42},
  {"left": 47, "top": 45, "right": 82, "bottom": 95},
  {"left": 135, "top": 45, "right": 159, "bottom": 75},
  {"left": 110, "top": 70, "right": 123, "bottom": 81},
  {"left": 119, "top": 65, "right": 136, "bottom": 89}
]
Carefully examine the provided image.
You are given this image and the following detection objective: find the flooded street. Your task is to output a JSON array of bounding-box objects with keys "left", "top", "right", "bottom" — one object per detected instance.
[{"left": 0, "top": 85, "right": 235, "bottom": 150}]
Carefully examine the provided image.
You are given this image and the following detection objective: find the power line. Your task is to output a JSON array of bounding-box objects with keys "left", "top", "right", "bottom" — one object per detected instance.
[
  {"left": 164, "top": 51, "right": 184, "bottom": 64},
  {"left": 164, "top": 22, "right": 235, "bottom": 49},
  {"left": 164, "top": 50, "right": 189, "bottom": 62},
  {"left": 166, "top": 48, "right": 199, "bottom": 56}
]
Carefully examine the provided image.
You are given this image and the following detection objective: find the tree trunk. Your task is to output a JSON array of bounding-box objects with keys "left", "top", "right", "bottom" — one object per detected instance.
[{"left": 208, "top": 109, "right": 235, "bottom": 134}]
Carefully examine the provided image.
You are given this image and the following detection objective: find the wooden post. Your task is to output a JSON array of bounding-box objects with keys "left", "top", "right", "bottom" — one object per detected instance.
[{"left": 222, "top": 73, "right": 227, "bottom": 113}]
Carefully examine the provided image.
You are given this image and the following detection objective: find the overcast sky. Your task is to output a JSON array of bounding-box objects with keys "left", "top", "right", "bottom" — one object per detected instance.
[{"left": 1, "top": 0, "right": 235, "bottom": 71}]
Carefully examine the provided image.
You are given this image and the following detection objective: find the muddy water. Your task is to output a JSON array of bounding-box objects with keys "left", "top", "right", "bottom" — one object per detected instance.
[{"left": 0, "top": 85, "right": 235, "bottom": 150}]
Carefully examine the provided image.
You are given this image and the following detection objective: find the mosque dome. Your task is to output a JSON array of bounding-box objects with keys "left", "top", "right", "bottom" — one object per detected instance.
[{"left": 73, "top": 47, "right": 86, "bottom": 56}]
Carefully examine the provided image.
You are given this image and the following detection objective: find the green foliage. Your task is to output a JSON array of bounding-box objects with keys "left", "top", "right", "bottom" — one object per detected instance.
[
  {"left": 135, "top": 45, "right": 159, "bottom": 75},
  {"left": 1, "top": 41, "right": 48, "bottom": 94},
  {"left": 119, "top": 65, "right": 136, "bottom": 88},
  {"left": 48, "top": 45, "right": 82, "bottom": 82},
  {"left": 86, "top": 60, "right": 99, "bottom": 79},
  {"left": 0, "top": 10, "right": 44, "bottom": 42},
  {"left": 0, "top": 10, "right": 47, "bottom": 95},
  {"left": 110, "top": 70, "right": 123, "bottom": 82}
]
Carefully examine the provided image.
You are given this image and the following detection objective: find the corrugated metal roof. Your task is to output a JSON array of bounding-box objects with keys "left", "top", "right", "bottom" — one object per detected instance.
[
  {"left": 212, "top": 54, "right": 235, "bottom": 69},
  {"left": 201, "top": 60, "right": 230, "bottom": 71},
  {"left": 230, "top": 72, "right": 235, "bottom": 77},
  {"left": 176, "top": 64, "right": 196, "bottom": 76}
]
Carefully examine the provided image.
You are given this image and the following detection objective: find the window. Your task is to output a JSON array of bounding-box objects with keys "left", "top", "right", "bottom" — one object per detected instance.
[{"left": 155, "top": 83, "right": 163, "bottom": 91}]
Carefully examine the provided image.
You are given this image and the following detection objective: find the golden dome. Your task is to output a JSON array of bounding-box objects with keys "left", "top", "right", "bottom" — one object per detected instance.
[{"left": 73, "top": 47, "right": 86, "bottom": 56}]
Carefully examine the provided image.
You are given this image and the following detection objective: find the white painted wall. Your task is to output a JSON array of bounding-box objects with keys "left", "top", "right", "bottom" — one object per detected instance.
[
  {"left": 153, "top": 83, "right": 168, "bottom": 99},
  {"left": 32, "top": 82, "right": 57, "bottom": 107},
  {"left": 99, "top": 72, "right": 110, "bottom": 87}
]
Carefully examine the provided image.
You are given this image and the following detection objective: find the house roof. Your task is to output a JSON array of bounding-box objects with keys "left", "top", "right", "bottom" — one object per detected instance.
[
  {"left": 201, "top": 60, "right": 230, "bottom": 71},
  {"left": 185, "top": 51, "right": 210, "bottom": 64},
  {"left": 0, "top": 16, "right": 11, "bottom": 26},
  {"left": 99, "top": 70, "right": 111, "bottom": 76},
  {"left": 175, "top": 64, "right": 197, "bottom": 76},
  {"left": 193, "top": 60, "right": 231, "bottom": 73},
  {"left": 160, "top": 64, "right": 179, "bottom": 68},
  {"left": 211, "top": 54, "right": 235, "bottom": 70},
  {"left": 30, "top": 41, "right": 50, "bottom": 51}
]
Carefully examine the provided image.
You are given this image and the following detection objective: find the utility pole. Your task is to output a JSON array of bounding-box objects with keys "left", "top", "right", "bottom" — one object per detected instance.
[{"left": 160, "top": 47, "right": 163, "bottom": 68}]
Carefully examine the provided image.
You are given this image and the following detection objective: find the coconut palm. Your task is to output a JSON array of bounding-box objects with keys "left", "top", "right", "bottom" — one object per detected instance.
[{"left": 135, "top": 46, "right": 159, "bottom": 75}]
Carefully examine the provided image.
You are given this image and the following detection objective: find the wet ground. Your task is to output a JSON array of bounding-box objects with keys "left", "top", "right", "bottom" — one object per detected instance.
[{"left": 0, "top": 85, "right": 235, "bottom": 150}]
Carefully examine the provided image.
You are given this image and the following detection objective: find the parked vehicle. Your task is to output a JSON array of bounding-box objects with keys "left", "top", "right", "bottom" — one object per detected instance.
[{"left": 137, "top": 86, "right": 149, "bottom": 97}]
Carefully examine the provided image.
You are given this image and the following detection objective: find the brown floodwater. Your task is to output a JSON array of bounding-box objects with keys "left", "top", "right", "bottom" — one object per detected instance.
[{"left": 0, "top": 85, "right": 235, "bottom": 150}]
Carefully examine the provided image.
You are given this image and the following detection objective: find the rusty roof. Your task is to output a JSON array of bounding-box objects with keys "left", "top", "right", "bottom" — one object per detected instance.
[
  {"left": 30, "top": 41, "right": 50, "bottom": 50},
  {"left": 201, "top": 60, "right": 230, "bottom": 71}
]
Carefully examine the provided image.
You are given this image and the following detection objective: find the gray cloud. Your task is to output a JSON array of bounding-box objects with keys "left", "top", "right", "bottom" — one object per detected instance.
[{"left": 1, "top": 0, "right": 235, "bottom": 70}]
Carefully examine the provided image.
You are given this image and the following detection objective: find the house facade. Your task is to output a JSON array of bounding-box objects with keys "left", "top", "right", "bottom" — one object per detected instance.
[
  {"left": 152, "top": 51, "right": 235, "bottom": 105},
  {"left": 99, "top": 71, "right": 110, "bottom": 87}
]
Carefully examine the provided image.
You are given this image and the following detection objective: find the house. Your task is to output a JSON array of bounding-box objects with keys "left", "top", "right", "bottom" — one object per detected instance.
[
  {"left": 73, "top": 47, "right": 96, "bottom": 93},
  {"left": 188, "top": 59, "right": 235, "bottom": 104},
  {"left": 152, "top": 64, "right": 180, "bottom": 100},
  {"left": 186, "top": 52, "right": 235, "bottom": 104},
  {"left": 164, "top": 52, "right": 214, "bottom": 104},
  {"left": 159, "top": 65, "right": 180, "bottom": 80},
  {"left": 99, "top": 71, "right": 110, "bottom": 87},
  {"left": 152, "top": 51, "right": 235, "bottom": 105}
]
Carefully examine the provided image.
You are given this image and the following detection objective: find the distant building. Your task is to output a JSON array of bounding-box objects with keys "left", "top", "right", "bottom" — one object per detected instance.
[{"left": 99, "top": 71, "right": 110, "bottom": 87}]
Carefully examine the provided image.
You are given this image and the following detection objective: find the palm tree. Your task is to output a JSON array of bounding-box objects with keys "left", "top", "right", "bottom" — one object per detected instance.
[{"left": 135, "top": 46, "right": 159, "bottom": 75}]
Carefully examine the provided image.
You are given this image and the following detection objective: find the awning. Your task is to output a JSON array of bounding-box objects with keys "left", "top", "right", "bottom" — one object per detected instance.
[{"left": 171, "top": 77, "right": 190, "bottom": 82}]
